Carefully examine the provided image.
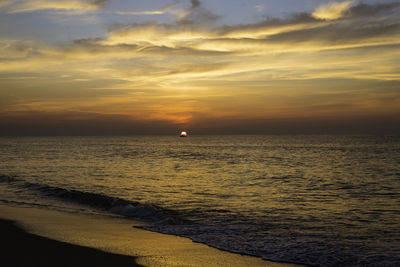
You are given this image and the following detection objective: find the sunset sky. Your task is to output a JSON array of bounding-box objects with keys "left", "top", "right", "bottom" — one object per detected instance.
[{"left": 1, "top": 0, "right": 399, "bottom": 135}]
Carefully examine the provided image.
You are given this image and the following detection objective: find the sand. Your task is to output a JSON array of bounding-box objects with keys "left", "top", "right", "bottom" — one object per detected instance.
[
  {"left": 0, "top": 204, "right": 303, "bottom": 267},
  {"left": 0, "top": 218, "right": 141, "bottom": 267}
]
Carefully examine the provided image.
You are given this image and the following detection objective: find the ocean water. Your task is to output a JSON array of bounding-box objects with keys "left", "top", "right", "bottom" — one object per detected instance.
[{"left": 0, "top": 135, "right": 399, "bottom": 266}]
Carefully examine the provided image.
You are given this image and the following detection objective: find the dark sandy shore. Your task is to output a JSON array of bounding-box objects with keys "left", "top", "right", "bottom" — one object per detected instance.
[
  {"left": 0, "top": 219, "right": 141, "bottom": 267},
  {"left": 0, "top": 205, "right": 299, "bottom": 266}
]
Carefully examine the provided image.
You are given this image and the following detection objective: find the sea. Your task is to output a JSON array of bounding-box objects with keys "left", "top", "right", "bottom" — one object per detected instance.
[{"left": 0, "top": 135, "right": 399, "bottom": 266}]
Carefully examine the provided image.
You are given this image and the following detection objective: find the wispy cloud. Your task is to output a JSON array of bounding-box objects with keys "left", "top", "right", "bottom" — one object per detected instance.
[
  {"left": 255, "top": 4, "right": 264, "bottom": 12},
  {"left": 1, "top": 2, "right": 399, "bottom": 78},
  {"left": 1, "top": 0, "right": 109, "bottom": 14},
  {"left": 312, "top": 0, "right": 355, "bottom": 20},
  {"left": 114, "top": 0, "right": 218, "bottom": 25},
  {"left": 0, "top": 0, "right": 13, "bottom": 8},
  {"left": 115, "top": 2, "right": 179, "bottom": 16}
]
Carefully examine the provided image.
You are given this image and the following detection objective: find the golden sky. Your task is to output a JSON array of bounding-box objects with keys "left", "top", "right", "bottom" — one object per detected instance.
[{"left": 0, "top": 0, "right": 399, "bottom": 134}]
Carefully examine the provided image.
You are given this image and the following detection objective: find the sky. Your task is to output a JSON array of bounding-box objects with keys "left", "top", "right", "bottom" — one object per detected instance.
[{"left": 0, "top": 0, "right": 399, "bottom": 135}]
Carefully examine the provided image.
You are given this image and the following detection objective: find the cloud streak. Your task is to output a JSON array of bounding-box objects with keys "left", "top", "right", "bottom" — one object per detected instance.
[
  {"left": 115, "top": 2, "right": 179, "bottom": 16},
  {"left": 0, "top": 0, "right": 109, "bottom": 14},
  {"left": 114, "top": 0, "right": 218, "bottom": 25}
]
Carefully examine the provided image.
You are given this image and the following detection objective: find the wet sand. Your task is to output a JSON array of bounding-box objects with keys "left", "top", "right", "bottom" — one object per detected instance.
[
  {"left": 0, "top": 218, "right": 141, "bottom": 267},
  {"left": 0, "top": 204, "right": 302, "bottom": 267}
]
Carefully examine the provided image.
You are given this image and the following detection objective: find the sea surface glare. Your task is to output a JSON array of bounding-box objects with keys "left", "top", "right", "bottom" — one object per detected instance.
[{"left": 0, "top": 135, "right": 399, "bottom": 266}]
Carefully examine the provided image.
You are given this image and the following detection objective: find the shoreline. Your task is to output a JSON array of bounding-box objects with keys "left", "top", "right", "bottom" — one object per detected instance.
[
  {"left": 0, "top": 218, "right": 141, "bottom": 267},
  {"left": 0, "top": 204, "right": 302, "bottom": 267}
]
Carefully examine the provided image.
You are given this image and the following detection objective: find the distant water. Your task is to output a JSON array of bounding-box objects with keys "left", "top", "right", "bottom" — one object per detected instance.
[{"left": 0, "top": 135, "right": 399, "bottom": 266}]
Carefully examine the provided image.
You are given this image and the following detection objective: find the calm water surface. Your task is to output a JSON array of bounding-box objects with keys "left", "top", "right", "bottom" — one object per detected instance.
[{"left": 0, "top": 135, "right": 399, "bottom": 266}]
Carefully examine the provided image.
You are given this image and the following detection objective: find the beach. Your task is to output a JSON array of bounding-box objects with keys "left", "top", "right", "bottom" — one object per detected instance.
[
  {"left": 0, "top": 218, "right": 140, "bottom": 267},
  {"left": 0, "top": 204, "right": 298, "bottom": 267}
]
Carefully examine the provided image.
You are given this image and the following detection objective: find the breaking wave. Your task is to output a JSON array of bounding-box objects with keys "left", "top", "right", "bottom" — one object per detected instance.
[{"left": 0, "top": 174, "right": 188, "bottom": 224}]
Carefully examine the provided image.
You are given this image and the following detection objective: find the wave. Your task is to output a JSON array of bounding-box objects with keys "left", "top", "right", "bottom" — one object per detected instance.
[
  {"left": 0, "top": 174, "right": 188, "bottom": 225},
  {"left": 3, "top": 174, "right": 400, "bottom": 267}
]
